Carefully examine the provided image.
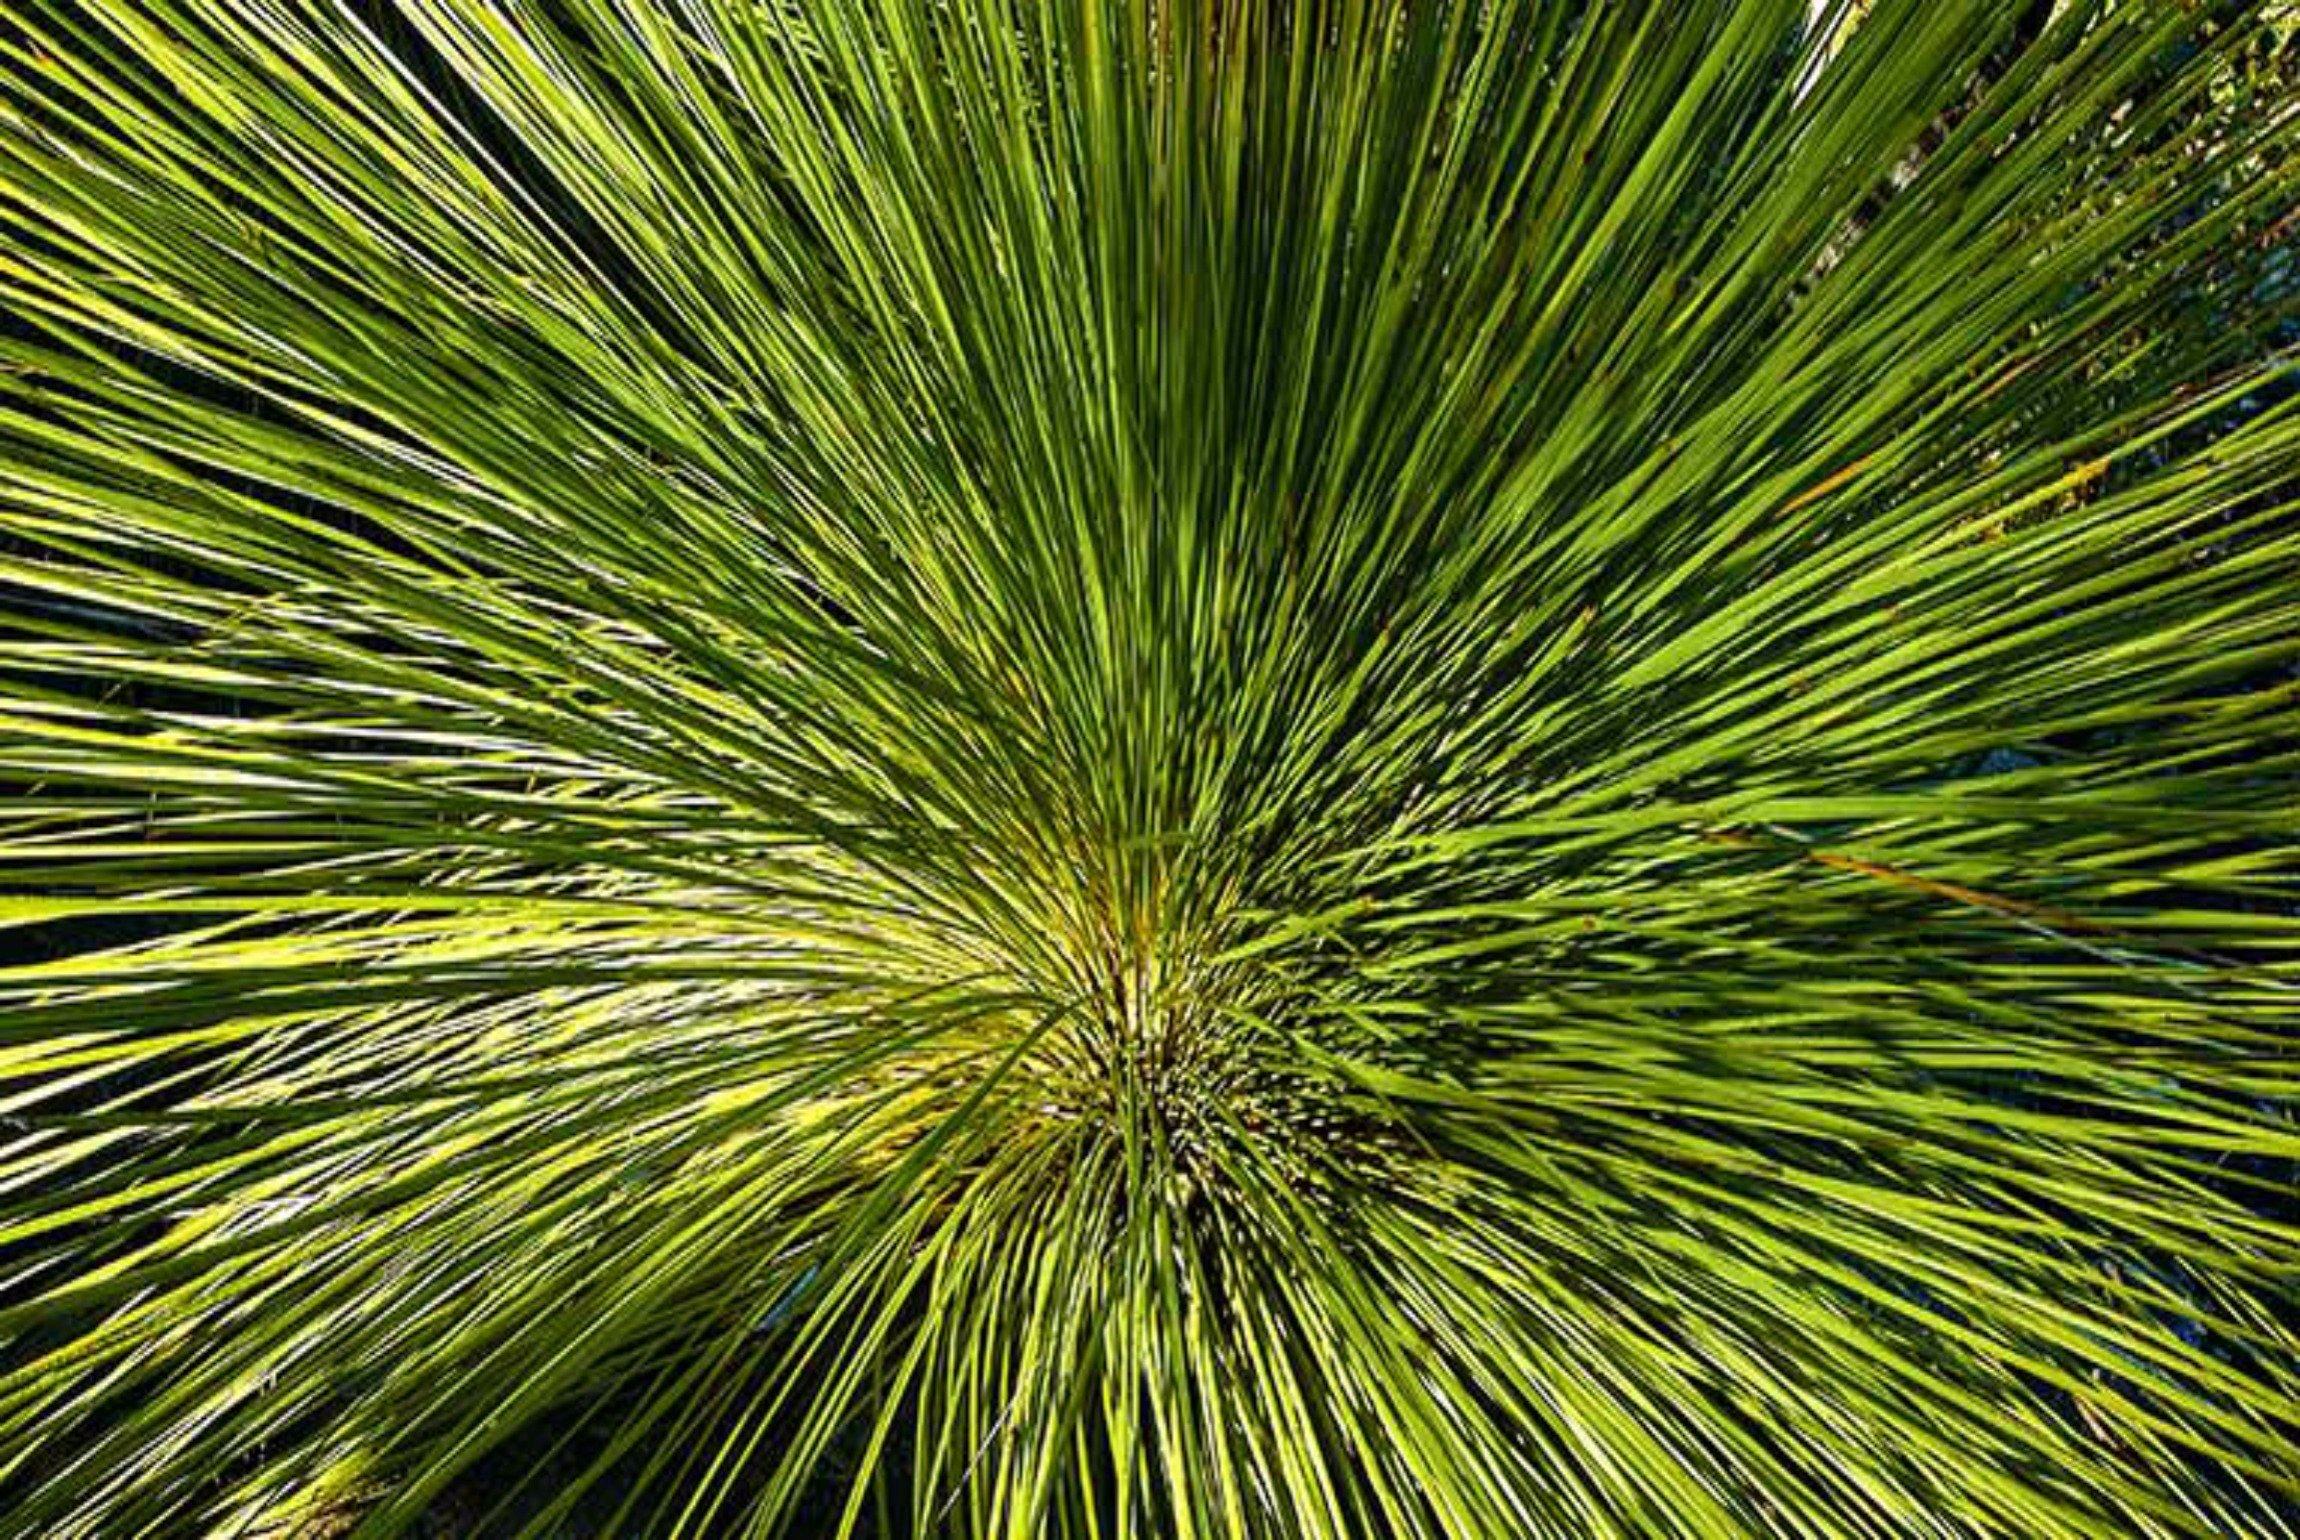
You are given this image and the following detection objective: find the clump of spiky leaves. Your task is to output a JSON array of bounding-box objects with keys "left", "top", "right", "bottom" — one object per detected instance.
[{"left": 1, "top": 0, "right": 2297, "bottom": 1535}]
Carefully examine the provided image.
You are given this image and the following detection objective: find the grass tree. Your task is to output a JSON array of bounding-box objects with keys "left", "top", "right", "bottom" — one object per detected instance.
[{"left": 2, "top": 1, "right": 2297, "bottom": 1535}]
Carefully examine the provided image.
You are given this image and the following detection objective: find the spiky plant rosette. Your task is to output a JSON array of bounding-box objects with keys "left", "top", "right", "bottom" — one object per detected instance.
[{"left": 2, "top": 0, "right": 2297, "bottom": 1534}]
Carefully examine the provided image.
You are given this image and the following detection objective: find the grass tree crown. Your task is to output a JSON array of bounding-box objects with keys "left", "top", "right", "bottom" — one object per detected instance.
[{"left": 1, "top": 1, "right": 2297, "bottom": 1536}]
